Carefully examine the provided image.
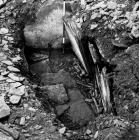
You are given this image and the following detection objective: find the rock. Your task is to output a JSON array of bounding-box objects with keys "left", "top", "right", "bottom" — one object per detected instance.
[
  {"left": 0, "top": 28, "right": 9, "bottom": 34},
  {"left": 0, "top": 0, "right": 3, "bottom": 5},
  {"left": 55, "top": 104, "right": 69, "bottom": 116},
  {"left": 49, "top": 126, "right": 57, "bottom": 133},
  {"left": 9, "top": 82, "right": 22, "bottom": 88},
  {"left": 20, "top": 117, "right": 25, "bottom": 125},
  {"left": 7, "top": 36, "right": 13, "bottom": 41},
  {"left": 7, "top": 66, "right": 20, "bottom": 72},
  {"left": 0, "top": 52, "right": 7, "bottom": 61},
  {"left": 86, "top": 129, "right": 92, "bottom": 135},
  {"left": 3, "top": 44, "right": 9, "bottom": 51},
  {"left": 11, "top": 56, "right": 21, "bottom": 63},
  {"left": 58, "top": 100, "right": 94, "bottom": 129},
  {"left": 6, "top": 78, "right": 15, "bottom": 83},
  {"left": 41, "top": 84, "right": 68, "bottom": 104},
  {"left": 90, "top": 24, "right": 98, "bottom": 30},
  {"left": 90, "top": 13, "right": 101, "bottom": 20},
  {"left": 24, "top": 0, "right": 72, "bottom": 49},
  {"left": 107, "top": 1, "right": 117, "bottom": 10},
  {"left": 8, "top": 73, "right": 24, "bottom": 82},
  {"left": 94, "top": 131, "right": 99, "bottom": 139},
  {"left": 131, "top": 25, "right": 139, "bottom": 38},
  {"left": 10, "top": 95, "right": 21, "bottom": 104},
  {"left": 9, "top": 86, "right": 26, "bottom": 96},
  {"left": 0, "top": 96, "right": 10, "bottom": 119},
  {"left": 1, "top": 60, "right": 13, "bottom": 66},
  {"left": 0, "top": 132, "right": 13, "bottom": 140},
  {"left": 59, "top": 127, "right": 66, "bottom": 134},
  {"left": 0, "top": 75, "right": 7, "bottom": 81},
  {"left": 1, "top": 71, "right": 9, "bottom": 76},
  {"left": 91, "top": 1, "right": 106, "bottom": 10},
  {"left": 68, "top": 88, "right": 84, "bottom": 102},
  {"left": 41, "top": 70, "right": 76, "bottom": 88},
  {"left": 30, "top": 53, "right": 49, "bottom": 62}
]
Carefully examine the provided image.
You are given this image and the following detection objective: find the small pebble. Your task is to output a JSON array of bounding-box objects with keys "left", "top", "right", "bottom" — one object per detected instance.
[
  {"left": 0, "top": 28, "right": 9, "bottom": 34},
  {"left": 20, "top": 117, "right": 26, "bottom": 125},
  {"left": 59, "top": 127, "right": 66, "bottom": 134},
  {"left": 86, "top": 129, "right": 92, "bottom": 135}
]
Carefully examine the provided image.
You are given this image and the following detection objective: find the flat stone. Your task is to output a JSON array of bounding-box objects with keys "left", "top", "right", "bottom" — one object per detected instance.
[
  {"left": 91, "top": 1, "right": 106, "bottom": 10},
  {"left": 107, "top": 1, "right": 117, "bottom": 9},
  {"left": 68, "top": 88, "right": 84, "bottom": 102},
  {"left": 0, "top": 96, "right": 10, "bottom": 119},
  {"left": 41, "top": 70, "right": 76, "bottom": 88},
  {"left": 1, "top": 60, "right": 13, "bottom": 66},
  {"left": 0, "top": 75, "right": 7, "bottom": 81},
  {"left": 0, "top": 0, "right": 3, "bottom": 5},
  {"left": 9, "top": 86, "right": 26, "bottom": 96},
  {"left": 90, "top": 13, "right": 101, "bottom": 20},
  {"left": 0, "top": 28, "right": 9, "bottom": 34},
  {"left": 0, "top": 52, "right": 7, "bottom": 61},
  {"left": 57, "top": 100, "right": 94, "bottom": 129},
  {"left": 41, "top": 84, "right": 68, "bottom": 104},
  {"left": 10, "top": 95, "right": 21, "bottom": 104},
  {"left": 10, "top": 82, "right": 22, "bottom": 88},
  {"left": 1, "top": 71, "right": 9, "bottom": 76},
  {"left": 6, "top": 78, "right": 15, "bottom": 83},
  {"left": 90, "top": 24, "right": 98, "bottom": 30},
  {"left": 8, "top": 73, "right": 24, "bottom": 82},
  {"left": 7, "top": 66, "right": 20, "bottom": 72},
  {"left": 3, "top": 44, "right": 9, "bottom": 51},
  {"left": 55, "top": 104, "right": 69, "bottom": 116},
  {"left": 0, "top": 132, "right": 13, "bottom": 140},
  {"left": 11, "top": 55, "right": 21, "bottom": 63},
  {"left": 1, "top": 40, "right": 8, "bottom": 45}
]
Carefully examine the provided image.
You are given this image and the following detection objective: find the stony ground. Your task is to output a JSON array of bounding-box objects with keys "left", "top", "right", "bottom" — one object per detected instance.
[{"left": 1, "top": 0, "right": 139, "bottom": 140}]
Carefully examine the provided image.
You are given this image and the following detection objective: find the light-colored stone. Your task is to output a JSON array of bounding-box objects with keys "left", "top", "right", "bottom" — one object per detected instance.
[
  {"left": 0, "top": 132, "right": 13, "bottom": 140},
  {"left": 10, "top": 95, "right": 21, "bottom": 104},
  {"left": 90, "top": 13, "right": 101, "bottom": 20},
  {"left": 0, "top": 75, "right": 7, "bottom": 81},
  {"left": 6, "top": 78, "right": 15, "bottom": 83},
  {"left": 20, "top": 117, "right": 26, "bottom": 125},
  {"left": 86, "top": 129, "right": 92, "bottom": 135},
  {"left": 9, "top": 86, "right": 26, "bottom": 96},
  {"left": 107, "top": 1, "right": 117, "bottom": 9},
  {"left": 131, "top": 25, "right": 139, "bottom": 38},
  {"left": 8, "top": 73, "right": 24, "bottom": 82},
  {"left": 0, "top": 28, "right": 9, "bottom": 34},
  {"left": 1, "top": 60, "right": 13, "bottom": 65},
  {"left": 59, "top": 127, "right": 66, "bottom": 134},
  {"left": 0, "top": 96, "right": 10, "bottom": 119},
  {"left": 7, "top": 37, "right": 13, "bottom": 41},
  {"left": 0, "top": 0, "right": 3, "bottom": 5},
  {"left": 10, "top": 82, "right": 22, "bottom": 88},
  {"left": 1, "top": 71, "right": 9, "bottom": 76},
  {"left": 0, "top": 52, "right": 7, "bottom": 61},
  {"left": 90, "top": 24, "right": 98, "bottom": 30},
  {"left": 11, "top": 55, "right": 21, "bottom": 62},
  {"left": 91, "top": 1, "right": 106, "bottom": 10},
  {"left": 3, "top": 44, "right": 9, "bottom": 51},
  {"left": 28, "top": 107, "right": 36, "bottom": 112},
  {"left": 7, "top": 66, "right": 20, "bottom": 72}
]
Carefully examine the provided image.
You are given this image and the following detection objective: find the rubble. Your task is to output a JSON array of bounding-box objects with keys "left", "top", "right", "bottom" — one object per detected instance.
[{"left": 0, "top": 96, "right": 10, "bottom": 119}]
